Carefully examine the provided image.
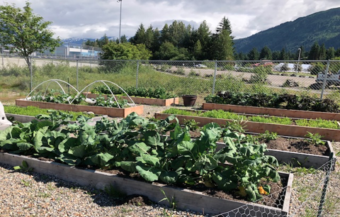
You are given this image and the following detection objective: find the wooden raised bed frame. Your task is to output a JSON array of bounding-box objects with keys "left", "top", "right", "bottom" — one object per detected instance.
[
  {"left": 155, "top": 112, "right": 340, "bottom": 141},
  {"left": 15, "top": 99, "right": 143, "bottom": 118},
  {"left": 84, "top": 92, "right": 179, "bottom": 106},
  {"left": 0, "top": 152, "right": 293, "bottom": 216},
  {"left": 203, "top": 103, "right": 340, "bottom": 121}
]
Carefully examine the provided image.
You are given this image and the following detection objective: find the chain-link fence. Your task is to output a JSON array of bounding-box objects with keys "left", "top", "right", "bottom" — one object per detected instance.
[{"left": 1, "top": 58, "right": 340, "bottom": 104}]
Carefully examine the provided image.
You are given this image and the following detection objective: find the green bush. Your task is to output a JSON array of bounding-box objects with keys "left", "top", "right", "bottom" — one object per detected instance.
[{"left": 308, "top": 63, "right": 326, "bottom": 75}]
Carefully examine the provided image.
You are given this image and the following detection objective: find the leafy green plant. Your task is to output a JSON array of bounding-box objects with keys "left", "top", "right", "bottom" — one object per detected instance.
[
  {"left": 305, "top": 132, "right": 325, "bottom": 146},
  {"left": 258, "top": 130, "right": 278, "bottom": 142},
  {"left": 183, "top": 119, "right": 200, "bottom": 131},
  {"left": 13, "top": 161, "right": 33, "bottom": 172},
  {"left": 4, "top": 106, "right": 93, "bottom": 121},
  {"left": 249, "top": 116, "right": 292, "bottom": 125},
  {"left": 295, "top": 118, "right": 339, "bottom": 129},
  {"left": 205, "top": 91, "right": 339, "bottom": 113}
]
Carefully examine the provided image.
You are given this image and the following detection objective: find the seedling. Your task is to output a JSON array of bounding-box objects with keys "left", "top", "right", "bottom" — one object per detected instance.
[
  {"left": 13, "top": 160, "right": 34, "bottom": 172},
  {"left": 305, "top": 132, "right": 325, "bottom": 146},
  {"left": 258, "top": 130, "right": 278, "bottom": 142}
]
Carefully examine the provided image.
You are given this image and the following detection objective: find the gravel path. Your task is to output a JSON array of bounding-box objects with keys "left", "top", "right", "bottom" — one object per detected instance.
[{"left": 0, "top": 163, "right": 208, "bottom": 217}]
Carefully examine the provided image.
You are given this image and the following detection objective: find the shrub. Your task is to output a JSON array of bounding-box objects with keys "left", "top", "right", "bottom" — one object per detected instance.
[
  {"left": 249, "top": 66, "right": 268, "bottom": 84},
  {"left": 308, "top": 63, "right": 326, "bottom": 75},
  {"left": 280, "top": 63, "right": 289, "bottom": 72}
]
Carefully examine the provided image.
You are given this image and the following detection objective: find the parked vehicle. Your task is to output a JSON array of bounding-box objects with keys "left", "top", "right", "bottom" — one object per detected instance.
[{"left": 316, "top": 70, "right": 340, "bottom": 86}]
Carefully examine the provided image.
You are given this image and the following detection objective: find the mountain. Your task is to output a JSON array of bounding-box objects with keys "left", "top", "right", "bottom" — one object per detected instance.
[
  {"left": 61, "top": 36, "right": 116, "bottom": 46},
  {"left": 234, "top": 7, "right": 340, "bottom": 53}
]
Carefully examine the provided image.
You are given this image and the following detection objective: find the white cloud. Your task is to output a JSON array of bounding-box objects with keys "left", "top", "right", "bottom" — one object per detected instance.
[{"left": 2, "top": 0, "right": 340, "bottom": 39}]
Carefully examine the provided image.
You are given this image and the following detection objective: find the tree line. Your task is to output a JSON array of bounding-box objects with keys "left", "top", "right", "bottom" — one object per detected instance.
[
  {"left": 85, "top": 18, "right": 235, "bottom": 61},
  {"left": 85, "top": 20, "right": 340, "bottom": 61}
]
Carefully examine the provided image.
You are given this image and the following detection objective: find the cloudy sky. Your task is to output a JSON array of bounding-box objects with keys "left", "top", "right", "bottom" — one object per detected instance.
[{"left": 2, "top": 0, "right": 340, "bottom": 40}]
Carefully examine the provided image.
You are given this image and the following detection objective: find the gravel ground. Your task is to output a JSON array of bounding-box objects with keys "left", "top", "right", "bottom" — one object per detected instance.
[{"left": 0, "top": 163, "right": 208, "bottom": 217}]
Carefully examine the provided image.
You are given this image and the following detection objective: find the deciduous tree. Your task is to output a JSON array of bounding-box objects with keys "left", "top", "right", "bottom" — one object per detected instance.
[{"left": 0, "top": 2, "right": 61, "bottom": 89}]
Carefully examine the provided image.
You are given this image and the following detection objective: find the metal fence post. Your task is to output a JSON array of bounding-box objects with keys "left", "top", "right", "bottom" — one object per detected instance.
[
  {"left": 320, "top": 60, "right": 330, "bottom": 100},
  {"left": 30, "top": 57, "right": 33, "bottom": 92},
  {"left": 136, "top": 60, "right": 140, "bottom": 88},
  {"left": 76, "top": 60, "right": 79, "bottom": 90},
  {"left": 1, "top": 46, "right": 4, "bottom": 68},
  {"left": 212, "top": 60, "right": 217, "bottom": 94},
  {"left": 317, "top": 153, "right": 334, "bottom": 217}
]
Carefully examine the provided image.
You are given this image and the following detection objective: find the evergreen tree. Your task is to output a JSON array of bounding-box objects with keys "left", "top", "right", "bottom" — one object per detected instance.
[
  {"left": 279, "top": 48, "right": 288, "bottom": 60},
  {"left": 272, "top": 51, "right": 280, "bottom": 60},
  {"left": 216, "top": 16, "right": 233, "bottom": 35},
  {"left": 259, "top": 46, "right": 272, "bottom": 60},
  {"left": 131, "top": 24, "right": 146, "bottom": 44},
  {"left": 326, "top": 47, "right": 335, "bottom": 59},
  {"left": 211, "top": 17, "right": 235, "bottom": 60},
  {"left": 160, "top": 24, "right": 171, "bottom": 43},
  {"left": 193, "top": 40, "right": 202, "bottom": 60},
  {"left": 212, "top": 29, "right": 234, "bottom": 60},
  {"left": 248, "top": 48, "right": 260, "bottom": 60},
  {"left": 196, "top": 21, "right": 211, "bottom": 59},
  {"left": 319, "top": 43, "right": 326, "bottom": 60},
  {"left": 335, "top": 48, "right": 340, "bottom": 57},
  {"left": 144, "top": 25, "right": 154, "bottom": 50},
  {"left": 308, "top": 42, "right": 320, "bottom": 60},
  {"left": 151, "top": 28, "right": 161, "bottom": 56}
]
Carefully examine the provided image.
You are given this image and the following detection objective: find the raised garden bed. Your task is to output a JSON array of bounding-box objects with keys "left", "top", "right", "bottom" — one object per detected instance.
[
  {"left": 84, "top": 92, "right": 179, "bottom": 106},
  {"left": 155, "top": 112, "right": 340, "bottom": 141},
  {"left": 15, "top": 99, "right": 143, "bottom": 118},
  {"left": 203, "top": 103, "right": 340, "bottom": 121},
  {"left": 0, "top": 152, "right": 293, "bottom": 216},
  {"left": 164, "top": 130, "right": 334, "bottom": 169}
]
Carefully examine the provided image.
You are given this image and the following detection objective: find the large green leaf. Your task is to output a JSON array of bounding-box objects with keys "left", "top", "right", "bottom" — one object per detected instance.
[
  {"left": 0, "top": 127, "right": 12, "bottom": 141},
  {"left": 212, "top": 170, "right": 238, "bottom": 192},
  {"left": 87, "top": 153, "right": 114, "bottom": 167},
  {"left": 177, "top": 141, "right": 194, "bottom": 155},
  {"left": 136, "top": 165, "right": 161, "bottom": 182},
  {"left": 33, "top": 130, "right": 44, "bottom": 152},
  {"left": 58, "top": 153, "right": 80, "bottom": 166},
  {"left": 17, "top": 142, "right": 33, "bottom": 151},
  {"left": 159, "top": 171, "right": 178, "bottom": 184},
  {"left": 120, "top": 161, "right": 137, "bottom": 172},
  {"left": 58, "top": 138, "right": 79, "bottom": 153},
  {"left": 129, "top": 142, "right": 150, "bottom": 155},
  {"left": 144, "top": 131, "right": 163, "bottom": 147},
  {"left": 68, "top": 145, "right": 86, "bottom": 158},
  {"left": 136, "top": 154, "right": 159, "bottom": 166}
]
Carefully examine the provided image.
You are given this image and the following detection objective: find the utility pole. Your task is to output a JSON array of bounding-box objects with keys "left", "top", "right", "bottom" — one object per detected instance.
[{"left": 118, "top": 0, "right": 122, "bottom": 43}]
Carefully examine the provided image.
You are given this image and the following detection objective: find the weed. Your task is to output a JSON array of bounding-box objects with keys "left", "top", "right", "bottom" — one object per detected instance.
[
  {"left": 13, "top": 161, "right": 34, "bottom": 173},
  {"left": 21, "top": 179, "right": 32, "bottom": 187},
  {"left": 159, "top": 189, "right": 177, "bottom": 210},
  {"left": 38, "top": 192, "right": 51, "bottom": 198}
]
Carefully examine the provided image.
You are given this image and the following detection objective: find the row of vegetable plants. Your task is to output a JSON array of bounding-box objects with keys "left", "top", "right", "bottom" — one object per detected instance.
[
  {"left": 92, "top": 86, "right": 177, "bottom": 100},
  {"left": 4, "top": 105, "right": 94, "bottom": 121},
  {"left": 163, "top": 109, "right": 340, "bottom": 130},
  {"left": 0, "top": 111, "right": 281, "bottom": 202},
  {"left": 29, "top": 89, "right": 130, "bottom": 108},
  {"left": 204, "top": 91, "right": 339, "bottom": 113}
]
